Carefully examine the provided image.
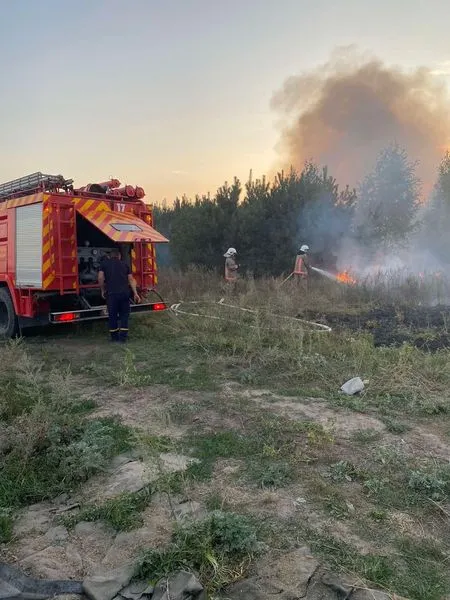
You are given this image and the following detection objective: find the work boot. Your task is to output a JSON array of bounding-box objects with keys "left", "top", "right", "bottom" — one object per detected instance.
[
  {"left": 110, "top": 329, "right": 119, "bottom": 342},
  {"left": 119, "top": 328, "right": 128, "bottom": 343}
]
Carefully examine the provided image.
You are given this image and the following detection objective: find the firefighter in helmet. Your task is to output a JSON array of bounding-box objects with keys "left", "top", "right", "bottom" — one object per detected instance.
[{"left": 294, "top": 244, "right": 311, "bottom": 288}]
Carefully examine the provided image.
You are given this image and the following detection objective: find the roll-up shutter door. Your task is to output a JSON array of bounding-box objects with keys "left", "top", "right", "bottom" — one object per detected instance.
[{"left": 16, "top": 203, "right": 43, "bottom": 287}]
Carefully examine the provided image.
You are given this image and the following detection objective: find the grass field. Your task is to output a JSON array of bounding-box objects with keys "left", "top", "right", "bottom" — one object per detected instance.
[{"left": 0, "top": 269, "right": 449, "bottom": 599}]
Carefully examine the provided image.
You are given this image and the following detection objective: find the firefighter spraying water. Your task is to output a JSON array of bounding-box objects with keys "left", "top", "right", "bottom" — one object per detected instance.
[
  {"left": 280, "top": 244, "right": 356, "bottom": 288},
  {"left": 280, "top": 244, "right": 311, "bottom": 287}
]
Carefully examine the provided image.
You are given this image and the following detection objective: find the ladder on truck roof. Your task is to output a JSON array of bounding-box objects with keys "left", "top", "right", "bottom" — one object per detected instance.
[{"left": 0, "top": 172, "right": 74, "bottom": 201}]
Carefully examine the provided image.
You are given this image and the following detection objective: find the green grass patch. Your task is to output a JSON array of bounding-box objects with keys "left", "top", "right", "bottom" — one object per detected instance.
[
  {"left": 0, "top": 509, "right": 13, "bottom": 543},
  {"left": 325, "top": 447, "right": 450, "bottom": 511},
  {"left": 351, "top": 429, "right": 383, "bottom": 444},
  {"left": 327, "top": 460, "right": 367, "bottom": 483},
  {"left": 368, "top": 509, "right": 388, "bottom": 522},
  {"left": 139, "top": 433, "right": 175, "bottom": 454},
  {"left": 190, "top": 430, "right": 259, "bottom": 461},
  {"left": 184, "top": 416, "right": 333, "bottom": 484},
  {"left": 0, "top": 417, "right": 134, "bottom": 510},
  {"left": 362, "top": 460, "right": 450, "bottom": 509},
  {"left": 381, "top": 417, "right": 410, "bottom": 434},
  {"left": 205, "top": 492, "right": 228, "bottom": 512},
  {"left": 62, "top": 487, "right": 153, "bottom": 532},
  {"left": 76, "top": 342, "right": 218, "bottom": 392},
  {"left": 136, "top": 511, "right": 261, "bottom": 593},
  {"left": 305, "top": 529, "right": 394, "bottom": 587},
  {"left": 68, "top": 398, "right": 98, "bottom": 414},
  {"left": 323, "top": 492, "right": 352, "bottom": 520},
  {"left": 394, "top": 537, "right": 450, "bottom": 600},
  {"left": 0, "top": 341, "right": 135, "bottom": 513},
  {"left": 246, "top": 460, "right": 294, "bottom": 489},
  {"left": 178, "top": 430, "right": 257, "bottom": 482},
  {"left": 303, "top": 529, "right": 450, "bottom": 600},
  {"left": 407, "top": 465, "right": 450, "bottom": 502}
]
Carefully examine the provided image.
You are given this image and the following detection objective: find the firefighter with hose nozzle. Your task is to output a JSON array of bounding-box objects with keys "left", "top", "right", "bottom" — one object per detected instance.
[
  {"left": 294, "top": 244, "right": 312, "bottom": 290},
  {"left": 295, "top": 245, "right": 311, "bottom": 275}
]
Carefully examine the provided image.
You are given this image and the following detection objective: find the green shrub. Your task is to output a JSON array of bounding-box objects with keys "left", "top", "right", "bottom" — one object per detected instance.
[
  {"left": 137, "top": 511, "right": 261, "bottom": 591},
  {"left": 408, "top": 467, "right": 450, "bottom": 501}
]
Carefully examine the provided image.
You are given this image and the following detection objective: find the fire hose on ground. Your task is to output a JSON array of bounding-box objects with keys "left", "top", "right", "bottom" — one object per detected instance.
[{"left": 169, "top": 299, "right": 332, "bottom": 332}]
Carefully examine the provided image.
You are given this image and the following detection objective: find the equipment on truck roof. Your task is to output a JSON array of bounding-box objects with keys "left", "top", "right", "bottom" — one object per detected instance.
[
  {"left": 0, "top": 172, "right": 146, "bottom": 203},
  {"left": 0, "top": 172, "right": 74, "bottom": 201}
]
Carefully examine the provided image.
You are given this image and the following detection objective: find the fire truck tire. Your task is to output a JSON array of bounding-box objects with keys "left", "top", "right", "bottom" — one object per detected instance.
[{"left": 0, "top": 287, "right": 18, "bottom": 338}]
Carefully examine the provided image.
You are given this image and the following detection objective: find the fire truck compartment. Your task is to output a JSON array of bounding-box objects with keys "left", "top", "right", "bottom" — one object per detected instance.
[
  {"left": 16, "top": 203, "right": 43, "bottom": 287},
  {"left": 77, "top": 213, "right": 118, "bottom": 285}
]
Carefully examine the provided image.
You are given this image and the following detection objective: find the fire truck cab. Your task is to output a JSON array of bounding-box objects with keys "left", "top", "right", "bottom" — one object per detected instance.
[{"left": 0, "top": 172, "right": 169, "bottom": 337}]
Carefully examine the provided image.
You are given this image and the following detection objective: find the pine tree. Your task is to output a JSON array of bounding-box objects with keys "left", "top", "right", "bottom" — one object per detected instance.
[{"left": 354, "top": 144, "right": 421, "bottom": 251}]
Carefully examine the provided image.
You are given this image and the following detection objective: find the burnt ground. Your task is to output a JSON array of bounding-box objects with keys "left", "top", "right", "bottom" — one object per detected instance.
[{"left": 301, "top": 304, "right": 450, "bottom": 351}]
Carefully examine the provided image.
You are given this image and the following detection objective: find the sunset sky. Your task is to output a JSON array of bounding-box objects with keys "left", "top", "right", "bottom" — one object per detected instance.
[{"left": 1, "top": 0, "right": 450, "bottom": 204}]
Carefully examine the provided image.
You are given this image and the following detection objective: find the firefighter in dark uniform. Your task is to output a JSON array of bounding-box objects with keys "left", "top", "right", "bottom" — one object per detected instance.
[{"left": 98, "top": 247, "right": 140, "bottom": 342}]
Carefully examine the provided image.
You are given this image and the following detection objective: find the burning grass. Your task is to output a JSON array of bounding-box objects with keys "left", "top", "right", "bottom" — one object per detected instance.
[{"left": 335, "top": 270, "right": 357, "bottom": 285}]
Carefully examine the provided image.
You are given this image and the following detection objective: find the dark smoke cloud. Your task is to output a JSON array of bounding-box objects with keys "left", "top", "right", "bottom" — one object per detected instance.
[{"left": 271, "top": 48, "right": 450, "bottom": 194}]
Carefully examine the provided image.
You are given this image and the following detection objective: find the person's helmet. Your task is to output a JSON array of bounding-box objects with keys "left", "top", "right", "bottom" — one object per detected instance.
[
  {"left": 224, "top": 247, "right": 237, "bottom": 257},
  {"left": 299, "top": 244, "right": 309, "bottom": 253}
]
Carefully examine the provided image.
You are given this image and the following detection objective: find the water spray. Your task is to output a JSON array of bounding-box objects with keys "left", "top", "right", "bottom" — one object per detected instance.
[
  {"left": 311, "top": 266, "right": 338, "bottom": 281},
  {"left": 311, "top": 267, "right": 357, "bottom": 285}
]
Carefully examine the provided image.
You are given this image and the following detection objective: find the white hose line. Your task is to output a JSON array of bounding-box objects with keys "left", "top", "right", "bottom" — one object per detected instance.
[{"left": 169, "top": 299, "right": 331, "bottom": 332}]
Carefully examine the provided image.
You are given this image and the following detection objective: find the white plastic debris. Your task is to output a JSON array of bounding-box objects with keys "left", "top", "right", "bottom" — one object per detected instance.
[
  {"left": 340, "top": 376, "right": 365, "bottom": 395},
  {"left": 294, "top": 497, "right": 307, "bottom": 507},
  {"left": 345, "top": 501, "right": 355, "bottom": 513}
]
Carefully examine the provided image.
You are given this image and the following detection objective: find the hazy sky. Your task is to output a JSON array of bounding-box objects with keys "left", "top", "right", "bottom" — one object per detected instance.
[{"left": 1, "top": 0, "right": 450, "bottom": 203}]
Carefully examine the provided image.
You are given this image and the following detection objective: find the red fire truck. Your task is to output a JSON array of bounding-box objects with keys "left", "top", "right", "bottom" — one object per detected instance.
[{"left": 0, "top": 172, "right": 169, "bottom": 337}]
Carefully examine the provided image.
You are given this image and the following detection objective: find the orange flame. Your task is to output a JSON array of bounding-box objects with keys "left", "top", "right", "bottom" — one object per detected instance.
[{"left": 336, "top": 270, "right": 357, "bottom": 285}]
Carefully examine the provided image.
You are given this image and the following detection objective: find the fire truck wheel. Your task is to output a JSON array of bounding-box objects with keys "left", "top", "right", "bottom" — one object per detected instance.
[{"left": 0, "top": 287, "right": 18, "bottom": 338}]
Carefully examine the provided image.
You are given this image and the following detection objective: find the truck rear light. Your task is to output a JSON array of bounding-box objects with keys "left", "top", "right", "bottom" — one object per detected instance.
[
  {"left": 152, "top": 303, "right": 166, "bottom": 311},
  {"left": 54, "top": 312, "right": 79, "bottom": 322}
]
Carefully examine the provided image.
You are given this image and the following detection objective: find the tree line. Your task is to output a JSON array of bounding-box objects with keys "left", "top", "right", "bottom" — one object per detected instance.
[{"left": 153, "top": 145, "right": 450, "bottom": 276}]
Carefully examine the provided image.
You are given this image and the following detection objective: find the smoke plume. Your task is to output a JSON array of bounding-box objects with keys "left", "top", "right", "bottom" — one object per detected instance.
[{"left": 271, "top": 48, "right": 450, "bottom": 193}]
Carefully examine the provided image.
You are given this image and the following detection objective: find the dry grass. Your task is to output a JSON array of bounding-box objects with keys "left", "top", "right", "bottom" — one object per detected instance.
[
  {"left": 0, "top": 339, "right": 133, "bottom": 535},
  {"left": 157, "top": 265, "right": 450, "bottom": 312},
  {"left": 149, "top": 269, "right": 450, "bottom": 417},
  {"left": 2, "top": 268, "right": 450, "bottom": 599}
]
